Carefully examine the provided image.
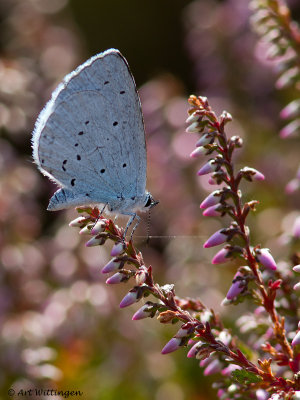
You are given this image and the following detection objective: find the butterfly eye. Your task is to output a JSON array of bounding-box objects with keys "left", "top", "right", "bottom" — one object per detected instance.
[{"left": 145, "top": 194, "right": 159, "bottom": 209}]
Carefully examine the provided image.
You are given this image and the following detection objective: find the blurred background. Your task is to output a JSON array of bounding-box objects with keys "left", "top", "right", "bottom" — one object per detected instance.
[{"left": 0, "top": 0, "right": 300, "bottom": 399}]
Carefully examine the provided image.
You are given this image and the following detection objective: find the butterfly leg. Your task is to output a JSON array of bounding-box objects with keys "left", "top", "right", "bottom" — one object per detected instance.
[{"left": 122, "top": 212, "right": 140, "bottom": 240}]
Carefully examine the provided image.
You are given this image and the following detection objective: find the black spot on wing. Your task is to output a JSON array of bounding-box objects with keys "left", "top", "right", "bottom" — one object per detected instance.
[
  {"left": 78, "top": 131, "right": 84, "bottom": 135},
  {"left": 113, "top": 121, "right": 118, "bottom": 126},
  {"left": 120, "top": 90, "right": 125, "bottom": 94},
  {"left": 62, "top": 159, "right": 67, "bottom": 171},
  {"left": 100, "top": 169, "right": 105, "bottom": 174},
  {"left": 74, "top": 143, "right": 78, "bottom": 147},
  {"left": 71, "top": 178, "right": 76, "bottom": 186},
  {"left": 85, "top": 120, "right": 89, "bottom": 125},
  {"left": 123, "top": 163, "right": 127, "bottom": 168},
  {"left": 104, "top": 81, "right": 109, "bottom": 85},
  {"left": 77, "top": 155, "right": 81, "bottom": 161}
]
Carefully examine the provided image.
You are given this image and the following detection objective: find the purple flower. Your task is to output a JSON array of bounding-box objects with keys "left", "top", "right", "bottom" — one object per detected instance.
[
  {"left": 106, "top": 272, "right": 127, "bottom": 285},
  {"left": 280, "top": 100, "right": 300, "bottom": 120},
  {"left": 203, "top": 204, "right": 221, "bottom": 217},
  {"left": 256, "top": 248, "right": 277, "bottom": 271},
  {"left": 101, "top": 258, "right": 122, "bottom": 274},
  {"left": 190, "top": 146, "right": 207, "bottom": 158},
  {"left": 203, "top": 230, "right": 227, "bottom": 248},
  {"left": 200, "top": 190, "right": 222, "bottom": 209},
  {"left": 197, "top": 160, "right": 217, "bottom": 176},
  {"left": 256, "top": 389, "right": 269, "bottom": 400},
  {"left": 212, "top": 247, "right": 231, "bottom": 264},
  {"left": 69, "top": 216, "right": 88, "bottom": 227},
  {"left": 90, "top": 219, "right": 106, "bottom": 234},
  {"left": 292, "top": 216, "right": 300, "bottom": 239},
  {"left": 111, "top": 242, "right": 125, "bottom": 256},
  {"left": 226, "top": 272, "right": 245, "bottom": 300},
  {"left": 203, "top": 358, "right": 221, "bottom": 376},
  {"left": 196, "top": 133, "right": 213, "bottom": 147},
  {"left": 293, "top": 264, "right": 300, "bottom": 273},
  {"left": 161, "top": 337, "right": 182, "bottom": 355},
  {"left": 187, "top": 342, "right": 201, "bottom": 358},
  {"left": 292, "top": 330, "right": 300, "bottom": 346},
  {"left": 280, "top": 119, "right": 300, "bottom": 139},
  {"left": 119, "top": 290, "right": 139, "bottom": 308},
  {"left": 293, "top": 282, "right": 300, "bottom": 291},
  {"left": 85, "top": 236, "right": 105, "bottom": 247},
  {"left": 132, "top": 302, "right": 154, "bottom": 320}
]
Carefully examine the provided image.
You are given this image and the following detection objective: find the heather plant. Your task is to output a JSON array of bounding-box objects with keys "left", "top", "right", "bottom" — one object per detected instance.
[{"left": 69, "top": 92, "right": 300, "bottom": 399}]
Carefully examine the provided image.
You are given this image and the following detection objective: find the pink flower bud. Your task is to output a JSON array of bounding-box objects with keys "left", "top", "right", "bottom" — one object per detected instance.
[
  {"left": 200, "top": 190, "right": 222, "bottom": 209},
  {"left": 293, "top": 282, "right": 300, "bottom": 291},
  {"left": 292, "top": 216, "right": 300, "bottom": 239},
  {"left": 292, "top": 330, "right": 300, "bottom": 346},
  {"left": 187, "top": 342, "right": 201, "bottom": 358},
  {"left": 256, "top": 389, "right": 269, "bottom": 400},
  {"left": 189, "top": 146, "right": 207, "bottom": 158},
  {"left": 203, "top": 230, "right": 227, "bottom": 248},
  {"left": 280, "top": 119, "right": 300, "bottom": 139},
  {"left": 256, "top": 248, "right": 277, "bottom": 271},
  {"left": 186, "top": 113, "right": 200, "bottom": 124},
  {"left": 119, "top": 290, "right": 139, "bottom": 308},
  {"left": 212, "top": 247, "right": 230, "bottom": 264},
  {"left": 293, "top": 264, "right": 300, "bottom": 273},
  {"left": 280, "top": 100, "right": 300, "bottom": 119},
  {"left": 135, "top": 268, "right": 147, "bottom": 286},
  {"left": 111, "top": 242, "right": 125, "bottom": 257},
  {"left": 132, "top": 303, "right": 154, "bottom": 320},
  {"left": 79, "top": 225, "right": 93, "bottom": 235},
  {"left": 221, "top": 364, "right": 241, "bottom": 376},
  {"left": 208, "top": 176, "right": 218, "bottom": 185},
  {"left": 85, "top": 236, "right": 105, "bottom": 247},
  {"left": 106, "top": 272, "right": 127, "bottom": 285},
  {"left": 204, "top": 358, "right": 221, "bottom": 376},
  {"left": 226, "top": 272, "right": 245, "bottom": 300},
  {"left": 69, "top": 217, "right": 88, "bottom": 227},
  {"left": 202, "top": 204, "right": 221, "bottom": 217},
  {"left": 196, "top": 133, "right": 213, "bottom": 147},
  {"left": 90, "top": 220, "right": 106, "bottom": 235},
  {"left": 186, "top": 122, "right": 200, "bottom": 133},
  {"left": 285, "top": 179, "right": 300, "bottom": 194},
  {"left": 161, "top": 337, "right": 181, "bottom": 355},
  {"left": 197, "top": 160, "right": 217, "bottom": 176},
  {"left": 101, "top": 258, "right": 121, "bottom": 274},
  {"left": 276, "top": 67, "right": 300, "bottom": 90}
]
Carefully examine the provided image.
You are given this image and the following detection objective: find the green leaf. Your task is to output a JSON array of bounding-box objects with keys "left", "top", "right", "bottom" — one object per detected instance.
[{"left": 231, "top": 369, "right": 262, "bottom": 385}]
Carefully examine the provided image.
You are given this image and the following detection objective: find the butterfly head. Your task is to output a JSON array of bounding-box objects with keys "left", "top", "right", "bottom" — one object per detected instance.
[{"left": 144, "top": 192, "right": 159, "bottom": 209}]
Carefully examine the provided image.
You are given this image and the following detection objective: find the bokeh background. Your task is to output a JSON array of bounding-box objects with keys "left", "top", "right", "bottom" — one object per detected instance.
[{"left": 0, "top": 0, "right": 300, "bottom": 399}]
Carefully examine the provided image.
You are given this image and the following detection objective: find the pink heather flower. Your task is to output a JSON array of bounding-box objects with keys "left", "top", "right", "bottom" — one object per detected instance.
[
  {"left": 106, "top": 272, "right": 126, "bottom": 285},
  {"left": 286, "top": 179, "right": 300, "bottom": 194},
  {"left": 199, "top": 354, "right": 214, "bottom": 368},
  {"left": 79, "top": 225, "right": 93, "bottom": 235},
  {"left": 101, "top": 258, "right": 121, "bottom": 274},
  {"left": 256, "top": 389, "right": 269, "bottom": 400},
  {"left": 256, "top": 248, "right": 277, "bottom": 271},
  {"left": 190, "top": 146, "right": 207, "bottom": 158},
  {"left": 85, "top": 236, "right": 105, "bottom": 247},
  {"left": 276, "top": 66, "right": 300, "bottom": 90},
  {"left": 218, "top": 331, "right": 232, "bottom": 346},
  {"left": 246, "top": 167, "right": 265, "bottom": 181},
  {"left": 293, "top": 282, "right": 300, "bottom": 291},
  {"left": 292, "top": 330, "right": 300, "bottom": 346},
  {"left": 292, "top": 216, "right": 300, "bottom": 239},
  {"left": 293, "top": 264, "right": 300, "bottom": 273},
  {"left": 280, "top": 100, "right": 300, "bottom": 119},
  {"left": 132, "top": 303, "right": 154, "bottom": 320},
  {"left": 226, "top": 272, "right": 245, "bottom": 300},
  {"left": 221, "top": 364, "right": 241, "bottom": 376},
  {"left": 208, "top": 176, "right": 218, "bottom": 185},
  {"left": 203, "top": 358, "right": 222, "bottom": 376},
  {"left": 186, "top": 113, "right": 200, "bottom": 124},
  {"left": 111, "top": 242, "right": 125, "bottom": 257},
  {"left": 197, "top": 160, "right": 217, "bottom": 176},
  {"left": 200, "top": 190, "right": 222, "bottom": 209},
  {"left": 187, "top": 342, "right": 201, "bottom": 358},
  {"left": 203, "top": 229, "right": 227, "bottom": 248},
  {"left": 69, "top": 216, "right": 88, "bottom": 227},
  {"left": 90, "top": 220, "right": 106, "bottom": 235},
  {"left": 196, "top": 133, "right": 212, "bottom": 147},
  {"left": 280, "top": 119, "right": 300, "bottom": 139},
  {"left": 202, "top": 204, "right": 221, "bottom": 217},
  {"left": 212, "top": 247, "right": 230, "bottom": 264},
  {"left": 161, "top": 337, "right": 181, "bottom": 355},
  {"left": 119, "top": 290, "right": 139, "bottom": 308},
  {"left": 186, "top": 122, "right": 200, "bottom": 133}
]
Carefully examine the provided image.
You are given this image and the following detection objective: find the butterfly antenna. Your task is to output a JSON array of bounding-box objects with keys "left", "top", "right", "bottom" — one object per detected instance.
[{"left": 146, "top": 208, "right": 152, "bottom": 245}]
